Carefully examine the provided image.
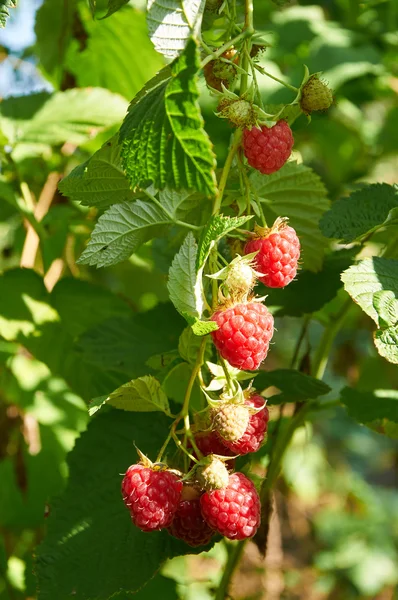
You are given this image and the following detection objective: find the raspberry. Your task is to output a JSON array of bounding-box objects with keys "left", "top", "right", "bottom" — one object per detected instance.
[
  {"left": 300, "top": 75, "right": 333, "bottom": 115},
  {"left": 245, "top": 221, "right": 300, "bottom": 288},
  {"left": 121, "top": 464, "right": 182, "bottom": 532},
  {"left": 196, "top": 455, "right": 230, "bottom": 491},
  {"left": 218, "top": 99, "right": 257, "bottom": 128},
  {"left": 225, "top": 259, "right": 256, "bottom": 298},
  {"left": 221, "top": 394, "right": 269, "bottom": 455},
  {"left": 243, "top": 121, "right": 293, "bottom": 174},
  {"left": 211, "top": 301, "right": 274, "bottom": 370},
  {"left": 168, "top": 497, "right": 215, "bottom": 546},
  {"left": 203, "top": 49, "right": 238, "bottom": 92},
  {"left": 200, "top": 472, "right": 261, "bottom": 540},
  {"left": 211, "top": 402, "right": 250, "bottom": 441},
  {"left": 193, "top": 431, "right": 235, "bottom": 470}
]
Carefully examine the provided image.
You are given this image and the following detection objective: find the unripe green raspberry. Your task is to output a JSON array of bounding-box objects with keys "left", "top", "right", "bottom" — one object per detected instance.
[
  {"left": 212, "top": 402, "right": 250, "bottom": 442},
  {"left": 196, "top": 455, "right": 230, "bottom": 491},
  {"left": 300, "top": 75, "right": 333, "bottom": 115},
  {"left": 218, "top": 98, "right": 257, "bottom": 128},
  {"left": 225, "top": 260, "right": 256, "bottom": 295}
]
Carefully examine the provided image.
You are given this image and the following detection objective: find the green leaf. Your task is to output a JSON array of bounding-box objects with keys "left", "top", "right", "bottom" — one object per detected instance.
[
  {"left": 374, "top": 325, "right": 398, "bottom": 365},
  {"left": 68, "top": 7, "right": 163, "bottom": 100},
  {"left": 320, "top": 184, "right": 398, "bottom": 243},
  {"left": 191, "top": 318, "right": 218, "bottom": 336},
  {"left": 178, "top": 326, "right": 212, "bottom": 364},
  {"left": 372, "top": 290, "right": 398, "bottom": 328},
  {"left": 90, "top": 375, "right": 171, "bottom": 416},
  {"left": 59, "top": 136, "right": 138, "bottom": 209},
  {"left": 250, "top": 161, "right": 330, "bottom": 271},
  {"left": 168, "top": 233, "right": 203, "bottom": 323},
  {"left": 264, "top": 250, "right": 355, "bottom": 317},
  {"left": 1, "top": 89, "right": 128, "bottom": 146},
  {"left": 254, "top": 369, "right": 331, "bottom": 405},
  {"left": 34, "top": 0, "right": 75, "bottom": 81},
  {"left": 340, "top": 387, "right": 398, "bottom": 425},
  {"left": 120, "top": 39, "right": 217, "bottom": 196},
  {"left": 36, "top": 411, "right": 213, "bottom": 600},
  {"left": 341, "top": 257, "right": 398, "bottom": 326},
  {"left": 100, "top": 0, "right": 129, "bottom": 18},
  {"left": 197, "top": 214, "right": 253, "bottom": 271},
  {"left": 147, "top": 0, "right": 205, "bottom": 59},
  {"left": 0, "top": 0, "right": 16, "bottom": 28}
]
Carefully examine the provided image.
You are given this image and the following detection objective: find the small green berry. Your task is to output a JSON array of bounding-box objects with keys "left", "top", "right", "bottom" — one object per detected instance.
[{"left": 300, "top": 75, "right": 333, "bottom": 115}]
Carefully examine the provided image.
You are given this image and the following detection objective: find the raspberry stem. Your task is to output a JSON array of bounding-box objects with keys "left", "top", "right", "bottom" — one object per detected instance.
[
  {"left": 254, "top": 63, "right": 299, "bottom": 93},
  {"left": 215, "top": 541, "right": 247, "bottom": 600}
]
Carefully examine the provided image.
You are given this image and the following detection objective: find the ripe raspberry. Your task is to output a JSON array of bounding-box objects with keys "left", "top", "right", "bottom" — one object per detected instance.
[
  {"left": 200, "top": 472, "right": 261, "bottom": 540},
  {"left": 300, "top": 75, "right": 333, "bottom": 115},
  {"left": 193, "top": 431, "right": 235, "bottom": 470},
  {"left": 245, "top": 221, "right": 300, "bottom": 288},
  {"left": 121, "top": 464, "right": 182, "bottom": 532},
  {"left": 196, "top": 455, "right": 229, "bottom": 491},
  {"left": 221, "top": 394, "right": 269, "bottom": 455},
  {"left": 168, "top": 497, "right": 214, "bottom": 546},
  {"left": 211, "top": 402, "right": 250, "bottom": 442},
  {"left": 211, "top": 301, "right": 274, "bottom": 370},
  {"left": 243, "top": 120, "right": 293, "bottom": 174}
]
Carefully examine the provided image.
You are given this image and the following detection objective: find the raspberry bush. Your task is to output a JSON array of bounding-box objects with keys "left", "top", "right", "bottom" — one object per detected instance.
[{"left": 1, "top": 1, "right": 398, "bottom": 599}]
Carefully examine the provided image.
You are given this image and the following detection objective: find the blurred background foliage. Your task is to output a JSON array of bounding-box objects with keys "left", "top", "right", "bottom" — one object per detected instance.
[{"left": 0, "top": 0, "right": 397, "bottom": 599}]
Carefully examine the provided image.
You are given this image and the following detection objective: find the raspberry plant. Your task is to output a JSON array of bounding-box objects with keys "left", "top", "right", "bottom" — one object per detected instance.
[{"left": 1, "top": 1, "right": 398, "bottom": 599}]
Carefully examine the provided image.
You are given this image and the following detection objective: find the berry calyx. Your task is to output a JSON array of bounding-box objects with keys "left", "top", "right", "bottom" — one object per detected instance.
[
  {"left": 121, "top": 463, "right": 182, "bottom": 532},
  {"left": 200, "top": 472, "right": 261, "bottom": 540},
  {"left": 243, "top": 120, "right": 293, "bottom": 174},
  {"left": 196, "top": 455, "right": 230, "bottom": 491},
  {"left": 211, "top": 402, "right": 250, "bottom": 442},
  {"left": 224, "top": 256, "right": 257, "bottom": 299},
  {"left": 245, "top": 218, "right": 300, "bottom": 288},
  {"left": 203, "top": 49, "right": 238, "bottom": 92},
  {"left": 211, "top": 301, "right": 274, "bottom": 371},
  {"left": 217, "top": 98, "right": 257, "bottom": 128},
  {"left": 221, "top": 394, "right": 269, "bottom": 455},
  {"left": 300, "top": 75, "right": 333, "bottom": 115}
]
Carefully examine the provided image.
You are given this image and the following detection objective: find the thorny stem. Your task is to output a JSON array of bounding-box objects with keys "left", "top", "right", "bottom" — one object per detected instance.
[{"left": 212, "top": 129, "right": 242, "bottom": 216}]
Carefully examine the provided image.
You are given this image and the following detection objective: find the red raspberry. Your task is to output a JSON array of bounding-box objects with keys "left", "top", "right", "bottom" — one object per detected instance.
[
  {"left": 168, "top": 498, "right": 214, "bottom": 547},
  {"left": 220, "top": 394, "right": 269, "bottom": 455},
  {"left": 243, "top": 120, "right": 293, "bottom": 174},
  {"left": 211, "top": 302, "right": 274, "bottom": 370},
  {"left": 121, "top": 464, "right": 182, "bottom": 532},
  {"left": 200, "top": 472, "right": 261, "bottom": 540},
  {"left": 245, "top": 223, "right": 300, "bottom": 288},
  {"left": 194, "top": 431, "right": 234, "bottom": 458}
]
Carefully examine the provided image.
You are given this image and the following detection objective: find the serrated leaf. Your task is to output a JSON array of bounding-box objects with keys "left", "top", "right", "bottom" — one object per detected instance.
[
  {"left": 78, "top": 187, "right": 202, "bottom": 267},
  {"left": 0, "top": 0, "right": 16, "bottom": 28},
  {"left": 59, "top": 136, "right": 138, "bottom": 209},
  {"left": 1, "top": 89, "right": 128, "bottom": 146},
  {"left": 320, "top": 183, "right": 398, "bottom": 243},
  {"left": 264, "top": 249, "right": 355, "bottom": 317},
  {"left": 90, "top": 375, "right": 171, "bottom": 416},
  {"left": 120, "top": 39, "right": 217, "bottom": 196},
  {"left": 68, "top": 8, "right": 163, "bottom": 100},
  {"left": 250, "top": 161, "right": 330, "bottom": 271},
  {"left": 178, "top": 326, "right": 212, "bottom": 363},
  {"left": 78, "top": 200, "right": 169, "bottom": 268},
  {"left": 372, "top": 290, "right": 398, "bottom": 328},
  {"left": 254, "top": 369, "right": 331, "bottom": 405},
  {"left": 168, "top": 233, "right": 203, "bottom": 324},
  {"left": 147, "top": 0, "right": 205, "bottom": 59},
  {"left": 341, "top": 257, "right": 398, "bottom": 326},
  {"left": 191, "top": 319, "right": 218, "bottom": 336},
  {"left": 34, "top": 0, "right": 74, "bottom": 81},
  {"left": 374, "top": 325, "right": 398, "bottom": 365},
  {"left": 36, "top": 411, "right": 213, "bottom": 599},
  {"left": 341, "top": 387, "right": 398, "bottom": 425},
  {"left": 197, "top": 214, "right": 253, "bottom": 271}
]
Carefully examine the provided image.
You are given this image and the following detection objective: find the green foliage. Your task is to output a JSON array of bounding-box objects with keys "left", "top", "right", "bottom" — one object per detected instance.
[
  {"left": 197, "top": 214, "right": 253, "bottom": 271},
  {"left": 250, "top": 161, "right": 330, "bottom": 271},
  {"left": 0, "top": 89, "right": 127, "bottom": 146},
  {"left": 341, "top": 387, "right": 398, "bottom": 425},
  {"left": 100, "top": 0, "right": 130, "bottom": 19},
  {"left": 147, "top": 0, "right": 205, "bottom": 59},
  {"left": 120, "top": 40, "right": 217, "bottom": 196},
  {"left": 255, "top": 369, "right": 331, "bottom": 405},
  {"left": 168, "top": 233, "right": 204, "bottom": 323},
  {"left": 320, "top": 184, "right": 398, "bottom": 243},
  {"left": 36, "top": 410, "right": 212, "bottom": 600},
  {"left": 0, "top": 0, "right": 16, "bottom": 28}
]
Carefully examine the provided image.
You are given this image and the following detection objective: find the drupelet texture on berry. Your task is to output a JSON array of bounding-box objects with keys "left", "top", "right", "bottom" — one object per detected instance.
[
  {"left": 243, "top": 120, "right": 293, "bottom": 174},
  {"left": 211, "top": 301, "right": 274, "bottom": 370},
  {"left": 211, "top": 402, "right": 250, "bottom": 442},
  {"left": 122, "top": 464, "right": 182, "bottom": 532},
  {"left": 245, "top": 224, "right": 300, "bottom": 288},
  {"left": 221, "top": 394, "right": 269, "bottom": 455},
  {"left": 194, "top": 431, "right": 234, "bottom": 458},
  {"left": 200, "top": 472, "right": 261, "bottom": 540},
  {"left": 168, "top": 498, "right": 214, "bottom": 547}
]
